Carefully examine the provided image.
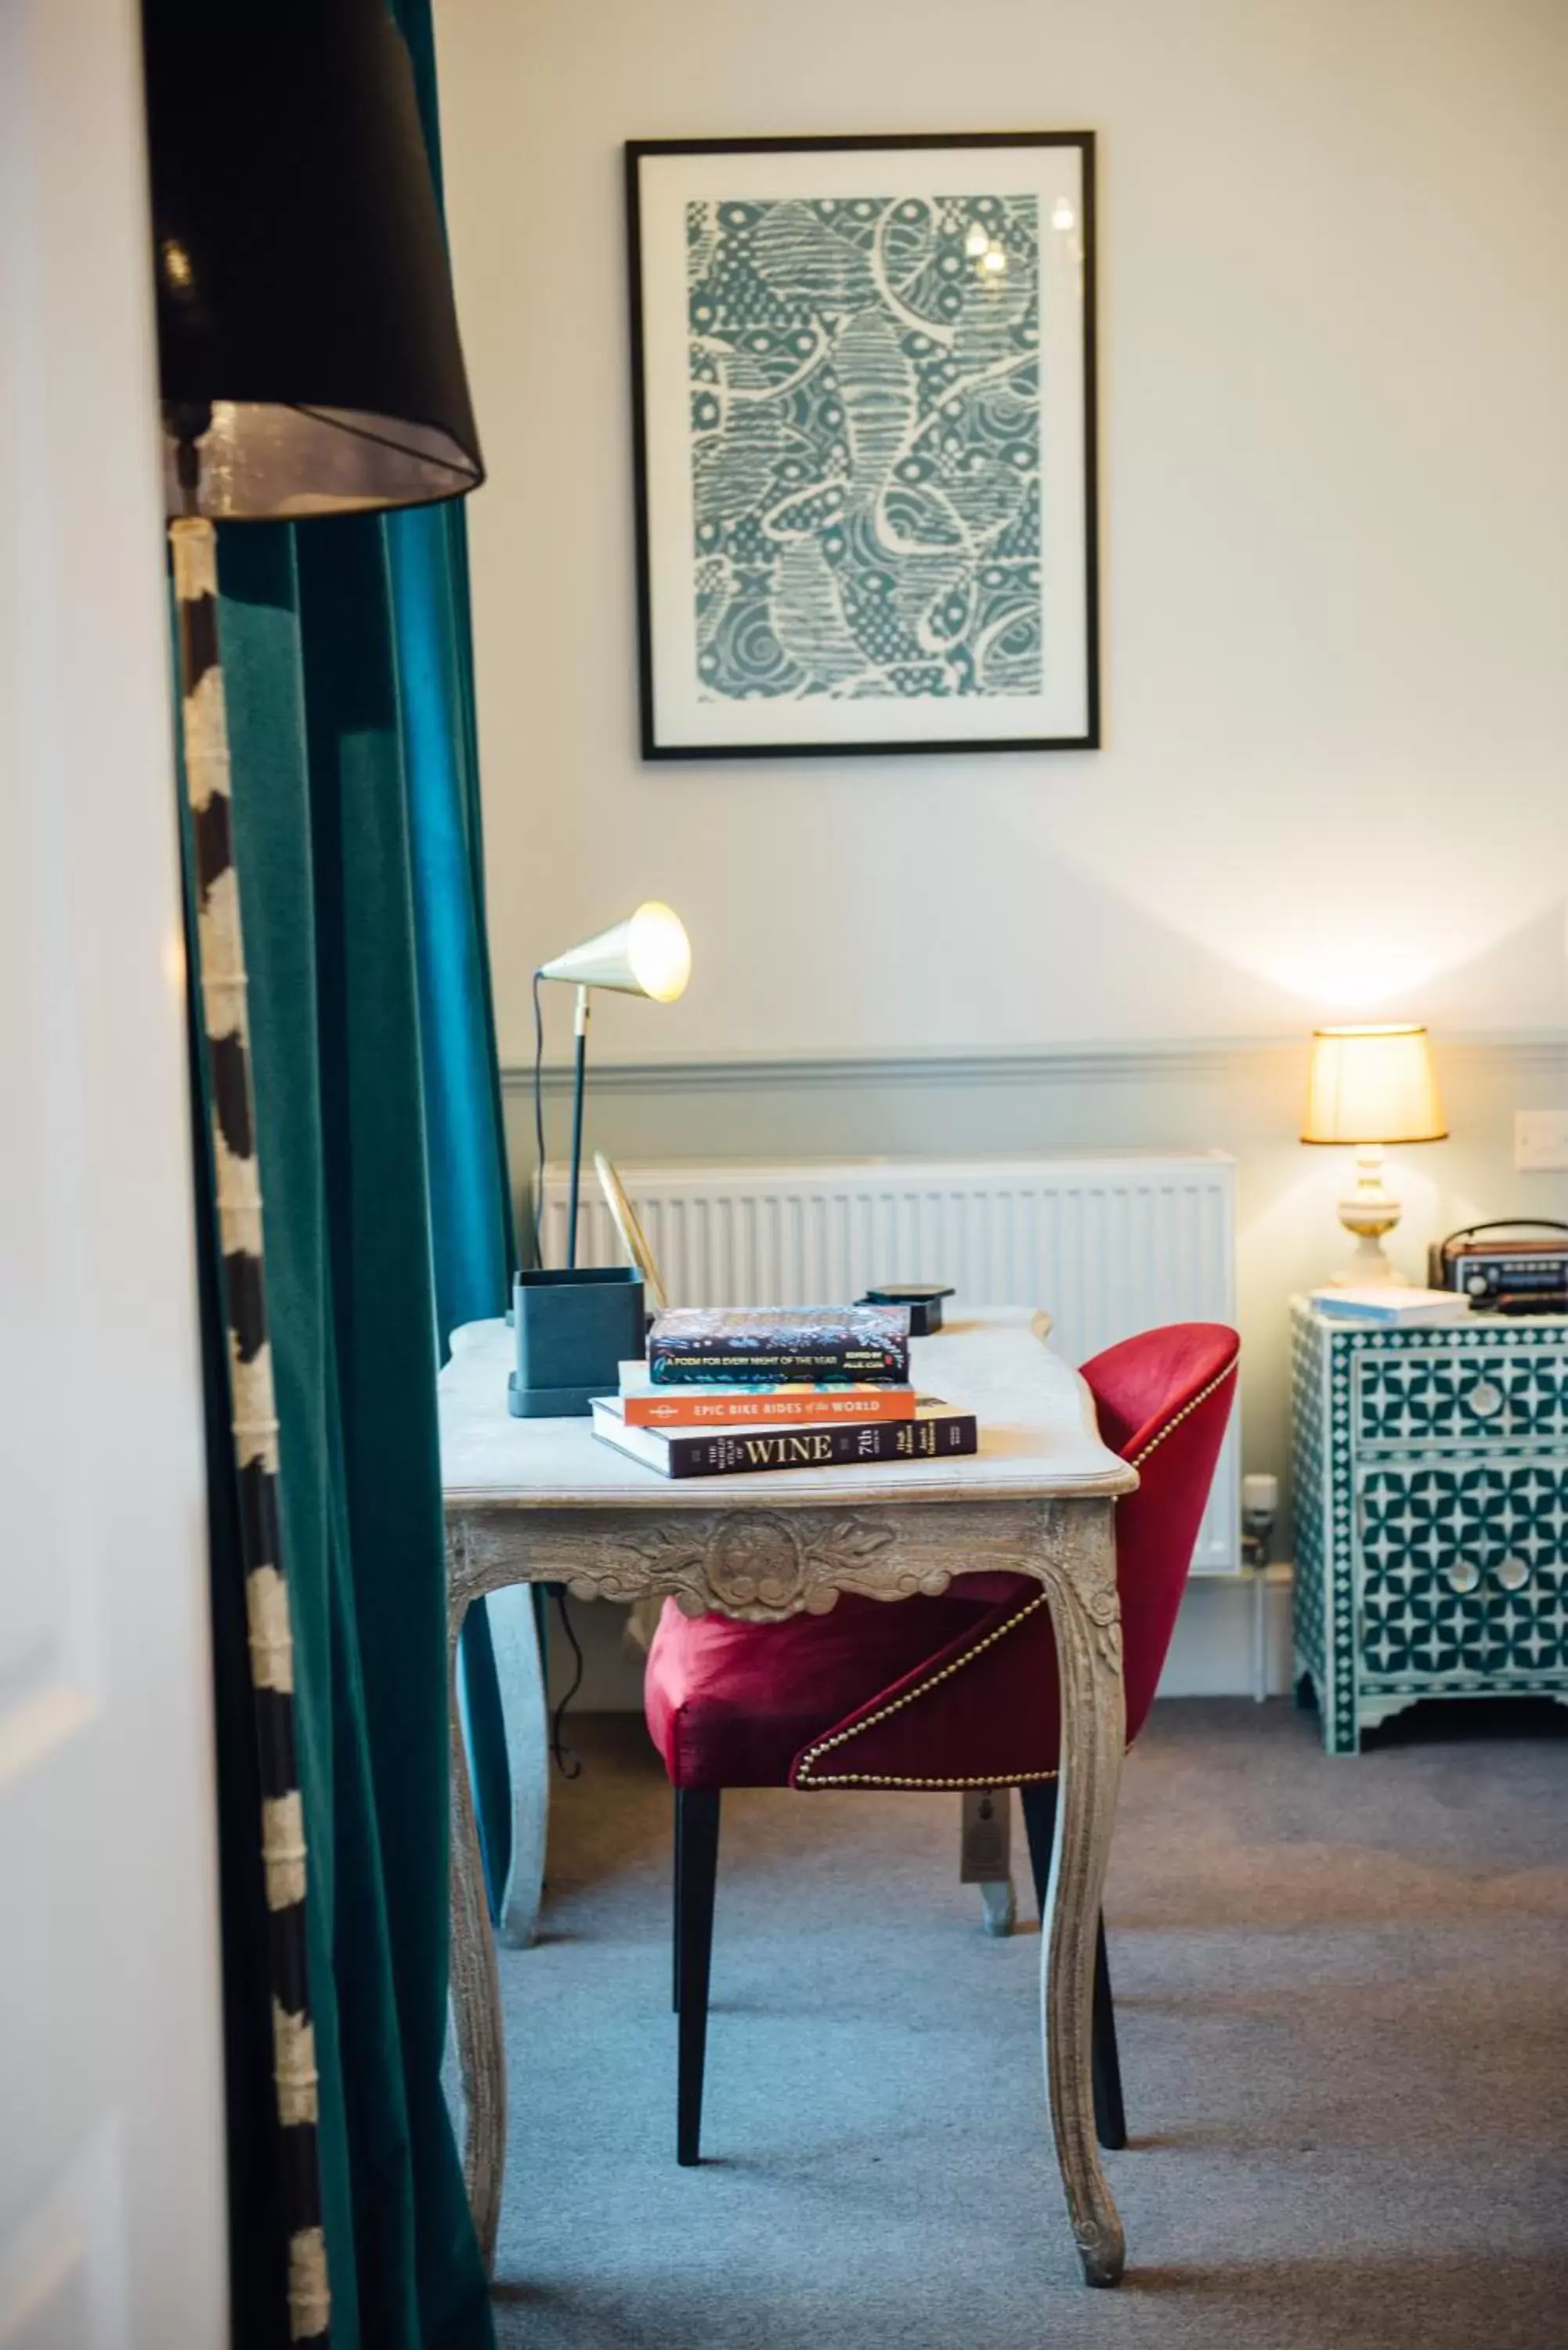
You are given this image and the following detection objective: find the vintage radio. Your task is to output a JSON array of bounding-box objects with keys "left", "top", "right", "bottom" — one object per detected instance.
[{"left": 1428, "top": 1221, "right": 1568, "bottom": 1314}]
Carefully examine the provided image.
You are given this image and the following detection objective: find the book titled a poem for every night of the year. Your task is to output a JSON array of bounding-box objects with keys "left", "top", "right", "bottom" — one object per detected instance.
[{"left": 645, "top": 1305, "right": 911, "bottom": 1385}]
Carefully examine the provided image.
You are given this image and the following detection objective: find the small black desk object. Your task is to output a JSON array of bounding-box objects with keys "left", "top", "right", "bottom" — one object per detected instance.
[{"left": 858, "top": 1283, "right": 955, "bottom": 1337}]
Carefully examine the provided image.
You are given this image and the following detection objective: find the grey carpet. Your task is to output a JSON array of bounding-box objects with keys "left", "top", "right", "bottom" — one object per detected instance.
[{"left": 483, "top": 1698, "right": 1568, "bottom": 2350}]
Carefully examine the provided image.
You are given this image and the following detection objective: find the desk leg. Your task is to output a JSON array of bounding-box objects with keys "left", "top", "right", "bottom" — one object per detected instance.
[
  {"left": 1039, "top": 1501, "right": 1126, "bottom": 2287},
  {"left": 486, "top": 1584, "right": 549, "bottom": 1949},
  {"left": 448, "top": 1594, "right": 506, "bottom": 2274}
]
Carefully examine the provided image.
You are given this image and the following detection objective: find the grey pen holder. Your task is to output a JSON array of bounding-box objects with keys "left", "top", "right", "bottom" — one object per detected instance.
[{"left": 508, "top": 1267, "right": 645, "bottom": 1418}]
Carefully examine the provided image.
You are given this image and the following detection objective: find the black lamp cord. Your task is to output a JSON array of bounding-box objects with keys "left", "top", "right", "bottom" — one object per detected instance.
[
  {"left": 549, "top": 1589, "right": 584, "bottom": 1779},
  {"left": 530, "top": 967, "right": 547, "bottom": 1267},
  {"left": 531, "top": 985, "right": 583, "bottom": 1776}
]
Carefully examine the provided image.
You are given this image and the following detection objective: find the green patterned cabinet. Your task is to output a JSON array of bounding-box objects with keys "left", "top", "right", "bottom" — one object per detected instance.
[{"left": 1291, "top": 1300, "right": 1568, "bottom": 1754}]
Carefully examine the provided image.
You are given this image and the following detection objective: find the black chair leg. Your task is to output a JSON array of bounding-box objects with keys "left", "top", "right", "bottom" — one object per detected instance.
[
  {"left": 672, "top": 1790, "right": 683, "bottom": 2012},
  {"left": 674, "top": 1787, "right": 721, "bottom": 2165},
  {"left": 1018, "top": 1781, "right": 1128, "bottom": 2151},
  {"left": 1091, "top": 1913, "right": 1128, "bottom": 2150},
  {"left": 1018, "top": 1778, "right": 1057, "bottom": 1924}
]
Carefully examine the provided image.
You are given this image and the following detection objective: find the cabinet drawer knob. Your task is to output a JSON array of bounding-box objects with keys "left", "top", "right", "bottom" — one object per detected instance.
[
  {"left": 1466, "top": 1379, "right": 1505, "bottom": 1419},
  {"left": 1444, "top": 1560, "right": 1481, "bottom": 1594},
  {"left": 1494, "top": 1556, "right": 1530, "bottom": 1592}
]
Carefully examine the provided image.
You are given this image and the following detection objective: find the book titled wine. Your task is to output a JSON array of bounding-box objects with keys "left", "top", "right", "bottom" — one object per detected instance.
[
  {"left": 590, "top": 1396, "right": 977, "bottom": 1480},
  {"left": 645, "top": 1304, "right": 909, "bottom": 1386},
  {"left": 615, "top": 1363, "right": 916, "bottom": 1429}
]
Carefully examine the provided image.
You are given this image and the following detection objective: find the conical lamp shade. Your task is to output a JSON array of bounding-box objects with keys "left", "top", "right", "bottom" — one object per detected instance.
[
  {"left": 143, "top": 0, "right": 482, "bottom": 519},
  {"left": 539, "top": 904, "right": 692, "bottom": 1001}
]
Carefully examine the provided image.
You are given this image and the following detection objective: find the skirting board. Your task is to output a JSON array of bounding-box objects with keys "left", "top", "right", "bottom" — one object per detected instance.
[{"left": 544, "top": 1566, "right": 1299, "bottom": 1716}]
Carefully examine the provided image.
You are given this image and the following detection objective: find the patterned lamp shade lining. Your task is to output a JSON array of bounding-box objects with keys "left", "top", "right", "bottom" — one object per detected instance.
[{"left": 1301, "top": 1024, "right": 1447, "bottom": 1146}]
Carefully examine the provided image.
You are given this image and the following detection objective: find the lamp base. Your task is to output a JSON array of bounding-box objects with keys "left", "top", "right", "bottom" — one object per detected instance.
[
  {"left": 509, "top": 1267, "right": 645, "bottom": 1417},
  {"left": 1329, "top": 1234, "right": 1403, "bottom": 1286},
  {"left": 1328, "top": 1144, "right": 1407, "bottom": 1286}
]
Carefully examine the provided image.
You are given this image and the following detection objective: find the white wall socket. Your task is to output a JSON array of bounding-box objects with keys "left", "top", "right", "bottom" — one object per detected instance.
[{"left": 1514, "top": 1109, "right": 1568, "bottom": 1172}]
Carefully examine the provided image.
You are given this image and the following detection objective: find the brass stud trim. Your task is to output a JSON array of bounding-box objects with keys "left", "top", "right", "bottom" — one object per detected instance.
[
  {"left": 795, "top": 1587, "right": 1053, "bottom": 1785},
  {"left": 793, "top": 1358, "right": 1235, "bottom": 1792},
  {"left": 1125, "top": 1361, "right": 1237, "bottom": 1470}
]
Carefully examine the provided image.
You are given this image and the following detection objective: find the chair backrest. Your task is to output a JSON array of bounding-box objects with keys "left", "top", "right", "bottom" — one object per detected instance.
[{"left": 1079, "top": 1322, "right": 1240, "bottom": 1744}]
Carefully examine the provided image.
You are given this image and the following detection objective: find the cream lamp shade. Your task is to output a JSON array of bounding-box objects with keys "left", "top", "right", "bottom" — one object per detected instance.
[
  {"left": 1302, "top": 1025, "right": 1446, "bottom": 1284},
  {"left": 538, "top": 901, "right": 691, "bottom": 1003},
  {"left": 1301, "top": 1024, "right": 1447, "bottom": 1145}
]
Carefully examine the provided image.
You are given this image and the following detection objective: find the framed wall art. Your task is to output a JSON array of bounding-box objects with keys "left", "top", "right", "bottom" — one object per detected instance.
[{"left": 626, "top": 132, "right": 1098, "bottom": 761}]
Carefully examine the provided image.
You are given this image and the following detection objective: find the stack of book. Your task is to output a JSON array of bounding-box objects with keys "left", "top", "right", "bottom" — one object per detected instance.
[{"left": 590, "top": 1305, "right": 980, "bottom": 1480}]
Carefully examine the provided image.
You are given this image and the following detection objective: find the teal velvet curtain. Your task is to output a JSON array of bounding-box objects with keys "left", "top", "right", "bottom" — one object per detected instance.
[
  {"left": 199, "top": 517, "right": 495, "bottom": 2350},
  {"left": 387, "top": 0, "right": 514, "bottom": 1353},
  {"left": 392, "top": 501, "right": 512, "bottom": 1339},
  {"left": 391, "top": 496, "right": 517, "bottom": 1918},
  {"left": 387, "top": 0, "right": 517, "bottom": 1918},
  {"left": 184, "top": 7, "right": 515, "bottom": 2341}
]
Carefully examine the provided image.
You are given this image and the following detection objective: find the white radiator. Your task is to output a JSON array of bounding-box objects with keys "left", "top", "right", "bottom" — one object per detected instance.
[{"left": 542, "top": 1151, "right": 1240, "bottom": 1573}]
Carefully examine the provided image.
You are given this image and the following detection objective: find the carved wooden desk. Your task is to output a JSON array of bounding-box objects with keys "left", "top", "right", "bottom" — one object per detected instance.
[{"left": 441, "top": 1309, "right": 1138, "bottom": 2288}]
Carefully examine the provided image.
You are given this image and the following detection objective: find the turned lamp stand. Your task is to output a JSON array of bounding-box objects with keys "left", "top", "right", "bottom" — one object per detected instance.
[{"left": 1332, "top": 1141, "right": 1406, "bottom": 1284}]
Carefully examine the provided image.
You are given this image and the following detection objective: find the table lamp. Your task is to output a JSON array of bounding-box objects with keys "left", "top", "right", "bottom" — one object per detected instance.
[
  {"left": 1301, "top": 1025, "right": 1447, "bottom": 1283},
  {"left": 510, "top": 903, "right": 691, "bottom": 1417},
  {"left": 537, "top": 902, "right": 692, "bottom": 1267},
  {"left": 143, "top": 3, "right": 485, "bottom": 2334}
]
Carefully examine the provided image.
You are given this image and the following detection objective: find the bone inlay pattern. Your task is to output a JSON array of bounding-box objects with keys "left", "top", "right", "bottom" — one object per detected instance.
[{"left": 1292, "top": 1300, "right": 1568, "bottom": 1755}]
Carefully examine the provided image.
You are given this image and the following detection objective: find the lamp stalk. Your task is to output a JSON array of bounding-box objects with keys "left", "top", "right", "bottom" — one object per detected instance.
[{"left": 566, "top": 985, "right": 590, "bottom": 1271}]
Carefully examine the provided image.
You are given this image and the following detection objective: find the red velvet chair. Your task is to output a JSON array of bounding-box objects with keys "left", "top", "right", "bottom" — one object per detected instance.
[{"left": 644, "top": 1321, "right": 1240, "bottom": 2165}]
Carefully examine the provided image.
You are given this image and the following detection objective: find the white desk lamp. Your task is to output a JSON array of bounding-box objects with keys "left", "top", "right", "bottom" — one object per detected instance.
[{"left": 537, "top": 902, "right": 691, "bottom": 1265}]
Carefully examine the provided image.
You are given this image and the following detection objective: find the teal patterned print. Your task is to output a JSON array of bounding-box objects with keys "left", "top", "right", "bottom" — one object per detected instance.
[{"left": 686, "top": 194, "right": 1042, "bottom": 702}]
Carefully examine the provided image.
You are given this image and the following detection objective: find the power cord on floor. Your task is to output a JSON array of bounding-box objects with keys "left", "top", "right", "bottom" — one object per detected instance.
[{"left": 550, "top": 1586, "right": 584, "bottom": 1779}]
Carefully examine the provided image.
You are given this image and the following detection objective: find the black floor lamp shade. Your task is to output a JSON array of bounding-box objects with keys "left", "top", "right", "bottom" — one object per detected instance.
[{"left": 143, "top": 0, "right": 483, "bottom": 518}]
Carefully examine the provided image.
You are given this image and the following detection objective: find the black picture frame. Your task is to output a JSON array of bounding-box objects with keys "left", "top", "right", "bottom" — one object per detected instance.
[{"left": 626, "top": 132, "right": 1099, "bottom": 761}]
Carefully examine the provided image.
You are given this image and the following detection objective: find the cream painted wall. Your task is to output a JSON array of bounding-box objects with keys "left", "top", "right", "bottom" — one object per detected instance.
[
  {"left": 437, "top": 0, "right": 1567, "bottom": 1070},
  {"left": 436, "top": 0, "right": 1568, "bottom": 1695}
]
